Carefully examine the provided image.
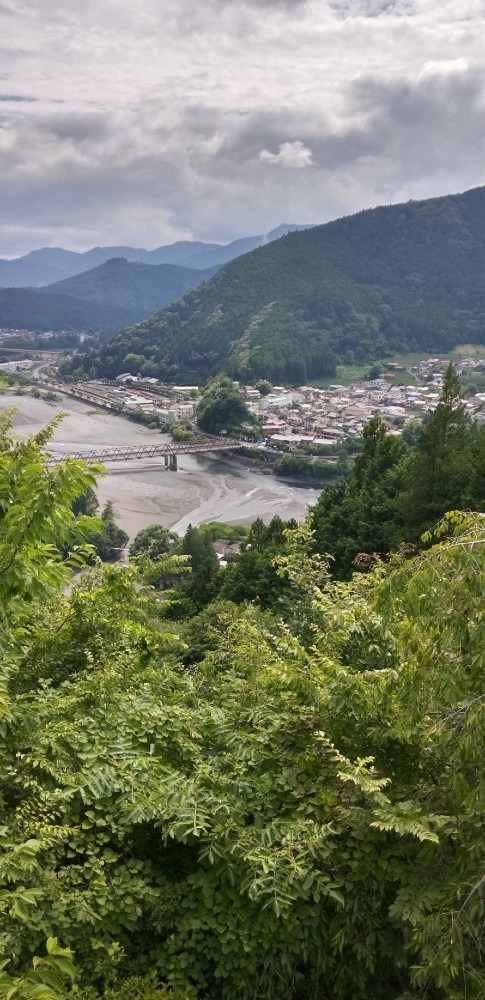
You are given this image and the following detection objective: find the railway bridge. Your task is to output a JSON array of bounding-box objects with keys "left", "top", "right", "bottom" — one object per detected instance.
[{"left": 46, "top": 437, "right": 243, "bottom": 470}]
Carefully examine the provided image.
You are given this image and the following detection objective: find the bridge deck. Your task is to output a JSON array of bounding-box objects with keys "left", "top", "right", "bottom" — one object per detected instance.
[{"left": 46, "top": 438, "right": 242, "bottom": 464}]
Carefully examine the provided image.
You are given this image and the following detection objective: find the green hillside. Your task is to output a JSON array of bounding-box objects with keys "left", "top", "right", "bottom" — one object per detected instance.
[
  {"left": 41, "top": 257, "right": 216, "bottom": 314},
  {"left": 0, "top": 287, "right": 131, "bottom": 334},
  {"left": 66, "top": 186, "right": 485, "bottom": 383},
  {"left": 0, "top": 259, "right": 216, "bottom": 334}
]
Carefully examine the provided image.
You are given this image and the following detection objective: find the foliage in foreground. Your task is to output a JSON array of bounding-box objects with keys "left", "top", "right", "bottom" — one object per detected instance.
[{"left": 0, "top": 415, "right": 484, "bottom": 999}]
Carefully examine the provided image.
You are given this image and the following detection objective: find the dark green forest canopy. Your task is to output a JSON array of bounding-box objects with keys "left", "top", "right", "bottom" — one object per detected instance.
[
  {"left": 310, "top": 367, "right": 485, "bottom": 577},
  {"left": 1, "top": 409, "right": 485, "bottom": 1000},
  {"left": 64, "top": 185, "right": 485, "bottom": 384},
  {"left": 0, "top": 259, "right": 215, "bottom": 335}
]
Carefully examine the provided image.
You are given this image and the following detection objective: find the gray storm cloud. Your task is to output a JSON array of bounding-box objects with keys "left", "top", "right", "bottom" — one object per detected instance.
[{"left": 0, "top": 0, "right": 484, "bottom": 253}]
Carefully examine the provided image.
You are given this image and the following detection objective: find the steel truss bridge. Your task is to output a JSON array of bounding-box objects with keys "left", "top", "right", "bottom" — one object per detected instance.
[{"left": 46, "top": 437, "right": 242, "bottom": 470}]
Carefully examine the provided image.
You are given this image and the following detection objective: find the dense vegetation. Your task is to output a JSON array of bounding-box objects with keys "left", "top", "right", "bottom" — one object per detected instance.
[
  {"left": 274, "top": 451, "right": 349, "bottom": 481},
  {"left": 1, "top": 370, "right": 484, "bottom": 1000},
  {"left": 0, "top": 330, "right": 90, "bottom": 351},
  {"left": 0, "top": 260, "right": 215, "bottom": 335},
  {"left": 311, "top": 365, "right": 485, "bottom": 576},
  {"left": 0, "top": 287, "right": 131, "bottom": 334},
  {"left": 42, "top": 259, "right": 216, "bottom": 316},
  {"left": 196, "top": 376, "right": 254, "bottom": 435},
  {"left": 64, "top": 186, "right": 485, "bottom": 384}
]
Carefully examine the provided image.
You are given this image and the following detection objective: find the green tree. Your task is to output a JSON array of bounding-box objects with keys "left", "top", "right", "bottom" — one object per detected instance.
[
  {"left": 94, "top": 501, "right": 129, "bottom": 561},
  {"left": 219, "top": 516, "right": 294, "bottom": 608},
  {"left": 312, "top": 416, "right": 409, "bottom": 577},
  {"left": 170, "top": 420, "right": 197, "bottom": 442},
  {"left": 0, "top": 938, "right": 76, "bottom": 1000},
  {"left": 174, "top": 523, "right": 222, "bottom": 613},
  {"left": 254, "top": 379, "right": 272, "bottom": 396},
  {"left": 122, "top": 353, "right": 146, "bottom": 373},
  {"left": 401, "top": 363, "right": 475, "bottom": 534},
  {"left": 0, "top": 410, "right": 101, "bottom": 635},
  {"left": 2, "top": 409, "right": 485, "bottom": 1000},
  {"left": 72, "top": 486, "right": 99, "bottom": 517},
  {"left": 130, "top": 524, "right": 178, "bottom": 559},
  {"left": 2, "top": 505, "right": 485, "bottom": 998},
  {"left": 197, "top": 377, "right": 253, "bottom": 435}
]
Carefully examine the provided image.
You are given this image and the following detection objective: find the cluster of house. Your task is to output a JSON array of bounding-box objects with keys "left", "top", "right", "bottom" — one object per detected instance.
[
  {"left": 212, "top": 539, "right": 242, "bottom": 566},
  {"left": 49, "top": 355, "right": 485, "bottom": 445},
  {"left": 239, "top": 357, "right": 485, "bottom": 448},
  {"left": 411, "top": 356, "right": 484, "bottom": 381}
]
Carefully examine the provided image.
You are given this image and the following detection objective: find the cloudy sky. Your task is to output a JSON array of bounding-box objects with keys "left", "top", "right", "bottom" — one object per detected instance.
[{"left": 0, "top": 0, "right": 484, "bottom": 255}]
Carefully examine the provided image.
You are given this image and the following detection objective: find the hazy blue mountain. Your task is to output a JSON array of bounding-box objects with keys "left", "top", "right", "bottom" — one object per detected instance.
[
  {"left": 0, "top": 256, "right": 68, "bottom": 287},
  {"left": 0, "top": 246, "right": 149, "bottom": 286},
  {"left": 0, "top": 258, "right": 217, "bottom": 333},
  {"left": 0, "top": 225, "right": 314, "bottom": 287},
  {"left": 70, "top": 246, "right": 149, "bottom": 270},
  {"left": 41, "top": 256, "right": 216, "bottom": 311},
  {"left": 179, "top": 226, "right": 314, "bottom": 269},
  {"left": 142, "top": 241, "right": 224, "bottom": 266}
]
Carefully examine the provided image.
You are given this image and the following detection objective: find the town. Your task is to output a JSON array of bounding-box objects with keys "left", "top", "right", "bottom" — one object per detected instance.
[{"left": 4, "top": 352, "right": 481, "bottom": 449}]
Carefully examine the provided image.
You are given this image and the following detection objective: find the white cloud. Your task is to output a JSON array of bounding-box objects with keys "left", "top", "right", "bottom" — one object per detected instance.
[
  {"left": 418, "top": 57, "right": 471, "bottom": 78},
  {"left": 0, "top": 0, "right": 484, "bottom": 254},
  {"left": 260, "top": 140, "right": 314, "bottom": 168}
]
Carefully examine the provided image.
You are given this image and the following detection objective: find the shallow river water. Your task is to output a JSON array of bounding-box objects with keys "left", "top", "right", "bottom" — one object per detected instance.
[{"left": 2, "top": 393, "right": 319, "bottom": 540}]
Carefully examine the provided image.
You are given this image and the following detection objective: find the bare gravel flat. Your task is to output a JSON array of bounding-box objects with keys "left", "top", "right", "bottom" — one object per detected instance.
[{"left": 1, "top": 393, "right": 317, "bottom": 540}]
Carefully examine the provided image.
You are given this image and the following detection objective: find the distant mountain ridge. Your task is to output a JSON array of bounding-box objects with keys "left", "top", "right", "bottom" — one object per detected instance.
[
  {"left": 0, "top": 258, "right": 217, "bottom": 333},
  {"left": 0, "top": 225, "right": 313, "bottom": 288},
  {"left": 66, "top": 186, "right": 485, "bottom": 385}
]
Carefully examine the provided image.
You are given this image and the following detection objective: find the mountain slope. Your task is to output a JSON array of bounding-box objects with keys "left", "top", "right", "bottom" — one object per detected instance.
[
  {"left": 0, "top": 288, "right": 132, "bottom": 333},
  {"left": 41, "top": 257, "right": 216, "bottom": 312},
  {"left": 0, "top": 256, "right": 69, "bottom": 288},
  {"left": 0, "top": 259, "right": 216, "bottom": 333},
  {"left": 0, "top": 225, "right": 313, "bottom": 287},
  {"left": 69, "top": 187, "right": 485, "bottom": 384},
  {"left": 177, "top": 226, "right": 313, "bottom": 270}
]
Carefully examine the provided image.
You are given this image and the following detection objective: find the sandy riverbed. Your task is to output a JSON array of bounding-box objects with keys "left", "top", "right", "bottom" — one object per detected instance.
[{"left": 1, "top": 393, "right": 318, "bottom": 540}]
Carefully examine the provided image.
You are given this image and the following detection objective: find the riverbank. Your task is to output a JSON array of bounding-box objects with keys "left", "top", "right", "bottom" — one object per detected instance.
[
  {"left": 1, "top": 394, "right": 318, "bottom": 540},
  {"left": 225, "top": 448, "right": 341, "bottom": 488}
]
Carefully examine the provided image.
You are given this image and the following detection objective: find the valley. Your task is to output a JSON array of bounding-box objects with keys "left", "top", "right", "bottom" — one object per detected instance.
[
  {"left": 0, "top": 393, "right": 316, "bottom": 539},
  {"left": 2, "top": 2, "right": 485, "bottom": 996}
]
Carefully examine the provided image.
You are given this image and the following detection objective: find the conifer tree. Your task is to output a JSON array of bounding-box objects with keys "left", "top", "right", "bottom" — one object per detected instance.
[
  {"left": 401, "top": 363, "right": 474, "bottom": 534},
  {"left": 178, "top": 523, "right": 222, "bottom": 611},
  {"left": 312, "top": 417, "right": 409, "bottom": 577}
]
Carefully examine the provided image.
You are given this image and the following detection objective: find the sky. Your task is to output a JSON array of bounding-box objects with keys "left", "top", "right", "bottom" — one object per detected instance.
[{"left": 0, "top": 0, "right": 484, "bottom": 255}]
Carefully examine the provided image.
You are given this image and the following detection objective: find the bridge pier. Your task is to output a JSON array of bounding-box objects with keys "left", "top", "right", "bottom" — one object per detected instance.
[
  {"left": 165, "top": 455, "right": 169, "bottom": 468},
  {"left": 169, "top": 454, "right": 178, "bottom": 471}
]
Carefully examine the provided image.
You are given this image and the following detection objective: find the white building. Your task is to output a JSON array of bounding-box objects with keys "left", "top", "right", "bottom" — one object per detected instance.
[{"left": 0, "top": 359, "right": 33, "bottom": 372}]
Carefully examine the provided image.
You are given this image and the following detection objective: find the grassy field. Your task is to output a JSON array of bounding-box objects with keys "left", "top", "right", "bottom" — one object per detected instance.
[
  {"left": 309, "top": 345, "right": 485, "bottom": 389},
  {"left": 309, "top": 363, "right": 370, "bottom": 388}
]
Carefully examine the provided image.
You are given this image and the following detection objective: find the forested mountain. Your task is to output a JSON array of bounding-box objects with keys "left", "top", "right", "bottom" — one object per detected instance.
[
  {"left": 41, "top": 257, "right": 216, "bottom": 314},
  {"left": 0, "top": 259, "right": 216, "bottom": 333},
  {"left": 67, "top": 186, "right": 485, "bottom": 385},
  {"left": 0, "top": 224, "right": 311, "bottom": 287},
  {"left": 0, "top": 287, "right": 132, "bottom": 333}
]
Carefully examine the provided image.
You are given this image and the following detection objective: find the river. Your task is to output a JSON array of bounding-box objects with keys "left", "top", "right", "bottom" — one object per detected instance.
[{"left": 1, "top": 393, "right": 320, "bottom": 540}]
